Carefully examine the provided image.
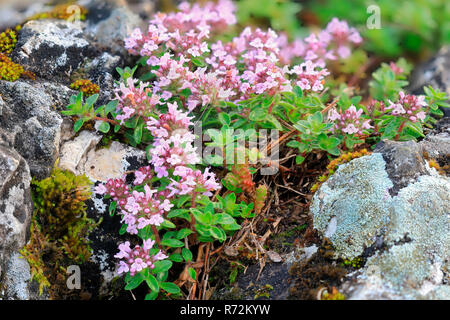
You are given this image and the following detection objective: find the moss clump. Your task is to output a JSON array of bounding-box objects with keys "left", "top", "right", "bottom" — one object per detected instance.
[
  {"left": 70, "top": 79, "right": 100, "bottom": 97},
  {"left": 27, "top": 4, "right": 88, "bottom": 22},
  {"left": 20, "top": 166, "right": 100, "bottom": 298},
  {"left": 0, "top": 29, "right": 17, "bottom": 55},
  {"left": 0, "top": 53, "right": 23, "bottom": 81},
  {"left": 311, "top": 148, "right": 370, "bottom": 192},
  {"left": 253, "top": 284, "right": 273, "bottom": 299},
  {"left": 0, "top": 53, "right": 35, "bottom": 81},
  {"left": 320, "top": 286, "right": 346, "bottom": 300},
  {"left": 340, "top": 256, "right": 364, "bottom": 269}
]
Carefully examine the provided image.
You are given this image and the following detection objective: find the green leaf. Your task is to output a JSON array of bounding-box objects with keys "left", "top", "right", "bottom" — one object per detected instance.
[
  {"left": 145, "top": 291, "right": 159, "bottom": 300},
  {"left": 249, "top": 108, "right": 267, "bottom": 122},
  {"left": 218, "top": 113, "right": 231, "bottom": 126},
  {"left": 152, "top": 260, "right": 173, "bottom": 274},
  {"left": 134, "top": 121, "right": 144, "bottom": 145},
  {"left": 145, "top": 274, "right": 159, "bottom": 292},
  {"left": 74, "top": 118, "right": 85, "bottom": 132},
  {"left": 160, "top": 219, "right": 176, "bottom": 229},
  {"left": 86, "top": 94, "right": 99, "bottom": 107},
  {"left": 169, "top": 253, "right": 183, "bottom": 263},
  {"left": 176, "top": 228, "right": 193, "bottom": 239},
  {"left": 210, "top": 226, "right": 227, "bottom": 242},
  {"left": 109, "top": 201, "right": 116, "bottom": 217},
  {"left": 215, "top": 213, "right": 235, "bottom": 225},
  {"left": 296, "top": 155, "right": 305, "bottom": 164},
  {"left": 119, "top": 223, "right": 128, "bottom": 235},
  {"left": 105, "top": 100, "right": 118, "bottom": 114},
  {"left": 188, "top": 267, "right": 197, "bottom": 281},
  {"left": 125, "top": 273, "right": 144, "bottom": 290},
  {"left": 98, "top": 121, "right": 110, "bottom": 133},
  {"left": 191, "top": 208, "right": 212, "bottom": 225},
  {"left": 167, "top": 209, "right": 190, "bottom": 219},
  {"left": 182, "top": 248, "right": 193, "bottom": 262},
  {"left": 161, "top": 238, "right": 184, "bottom": 248},
  {"left": 160, "top": 282, "right": 180, "bottom": 294},
  {"left": 293, "top": 85, "right": 303, "bottom": 98}
]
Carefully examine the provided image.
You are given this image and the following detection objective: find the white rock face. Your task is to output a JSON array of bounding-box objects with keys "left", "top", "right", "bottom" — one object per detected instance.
[{"left": 58, "top": 130, "right": 102, "bottom": 175}]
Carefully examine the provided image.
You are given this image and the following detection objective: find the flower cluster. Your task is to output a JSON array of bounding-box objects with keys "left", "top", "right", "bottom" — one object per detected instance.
[
  {"left": 115, "top": 239, "right": 168, "bottom": 276},
  {"left": 386, "top": 91, "right": 427, "bottom": 123},
  {"left": 123, "top": 2, "right": 357, "bottom": 109},
  {"left": 328, "top": 105, "right": 373, "bottom": 135},
  {"left": 277, "top": 18, "right": 362, "bottom": 66},
  {"left": 288, "top": 60, "right": 329, "bottom": 92},
  {"left": 114, "top": 77, "right": 159, "bottom": 123},
  {"left": 125, "top": 0, "right": 236, "bottom": 60}
]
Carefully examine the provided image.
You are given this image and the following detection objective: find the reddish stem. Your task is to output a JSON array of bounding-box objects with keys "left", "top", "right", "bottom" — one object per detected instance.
[
  {"left": 394, "top": 120, "right": 406, "bottom": 140},
  {"left": 151, "top": 225, "right": 162, "bottom": 248}
]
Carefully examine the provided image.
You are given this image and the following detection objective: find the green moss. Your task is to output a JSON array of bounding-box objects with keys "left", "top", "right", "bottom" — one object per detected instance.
[
  {"left": 253, "top": 284, "right": 273, "bottom": 300},
  {"left": 0, "top": 29, "right": 17, "bottom": 55},
  {"left": 20, "top": 166, "right": 100, "bottom": 298}
]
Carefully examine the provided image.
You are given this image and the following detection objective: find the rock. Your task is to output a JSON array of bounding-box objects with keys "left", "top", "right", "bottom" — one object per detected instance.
[
  {"left": 311, "top": 153, "right": 393, "bottom": 259},
  {"left": 11, "top": 20, "right": 91, "bottom": 81},
  {"left": 0, "top": 252, "right": 46, "bottom": 300},
  {"left": 83, "top": 141, "right": 147, "bottom": 182},
  {"left": 419, "top": 117, "right": 450, "bottom": 162},
  {"left": 85, "top": 3, "right": 145, "bottom": 56},
  {"left": 311, "top": 140, "right": 450, "bottom": 299},
  {"left": 77, "top": 52, "right": 121, "bottom": 105},
  {"left": 374, "top": 140, "right": 427, "bottom": 196},
  {"left": 0, "top": 144, "right": 33, "bottom": 293},
  {"left": 409, "top": 46, "right": 450, "bottom": 117},
  {"left": 58, "top": 130, "right": 102, "bottom": 175},
  {"left": 0, "top": 80, "right": 66, "bottom": 179}
]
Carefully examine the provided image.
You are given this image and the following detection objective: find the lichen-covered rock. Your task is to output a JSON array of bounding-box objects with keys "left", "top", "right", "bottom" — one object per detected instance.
[
  {"left": 0, "top": 252, "right": 46, "bottom": 300},
  {"left": 0, "top": 145, "right": 32, "bottom": 291},
  {"left": 311, "top": 143, "right": 450, "bottom": 299},
  {"left": 311, "top": 153, "right": 393, "bottom": 259},
  {"left": 11, "top": 20, "right": 90, "bottom": 80},
  {"left": 0, "top": 80, "right": 66, "bottom": 179}
]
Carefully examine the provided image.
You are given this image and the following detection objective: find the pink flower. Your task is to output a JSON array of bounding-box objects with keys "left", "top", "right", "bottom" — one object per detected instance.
[
  {"left": 387, "top": 92, "right": 428, "bottom": 123},
  {"left": 329, "top": 105, "right": 371, "bottom": 136},
  {"left": 115, "top": 240, "right": 168, "bottom": 276}
]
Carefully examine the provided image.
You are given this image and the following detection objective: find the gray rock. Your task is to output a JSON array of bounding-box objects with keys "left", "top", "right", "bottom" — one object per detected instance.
[
  {"left": 409, "top": 46, "right": 450, "bottom": 117},
  {"left": 0, "top": 80, "right": 66, "bottom": 179},
  {"left": 85, "top": 4, "right": 145, "bottom": 56},
  {"left": 11, "top": 20, "right": 91, "bottom": 80},
  {"left": 374, "top": 140, "right": 427, "bottom": 196},
  {"left": 311, "top": 143, "right": 450, "bottom": 299},
  {"left": 0, "top": 145, "right": 32, "bottom": 286},
  {"left": 0, "top": 252, "right": 46, "bottom": 300}
]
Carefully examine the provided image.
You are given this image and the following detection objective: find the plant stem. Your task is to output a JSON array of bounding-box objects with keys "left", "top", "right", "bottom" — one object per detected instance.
[
  {"left": 151, "top": 225, "right": 162, "bottom": 248},
  {"left": 394, "top": 120, "right": 406, "bottom": 140}
]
